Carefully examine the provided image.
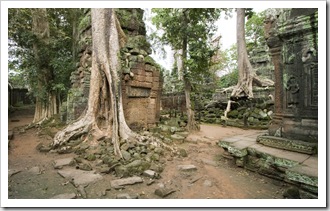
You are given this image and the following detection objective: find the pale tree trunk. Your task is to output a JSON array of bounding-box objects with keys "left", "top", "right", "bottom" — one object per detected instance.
[
  {"left": 52, "top": 9, "right": 175, "bottom": 157},
  {"left": 174, "top": 49, "right": 183, "bottom": 80},
  {"left": 182, "top": 10, "right": 200, "bottom": 131},
  {"left": 231, "top": 8, "right": 254, "bottom": 99},
  {"left": 32, "top": 8, "right": 58, "bottom": 124},
  {"left": 71, "top": 8, "right": 80, "bottom": 63},
  {"left": 231, "top": 8, "right": 274, "bottom": 100}
]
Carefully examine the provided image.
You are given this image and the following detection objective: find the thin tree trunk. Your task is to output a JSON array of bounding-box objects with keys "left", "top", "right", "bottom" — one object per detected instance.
[
  {"left": 32, "top": 8, "right": 58, "bottom": 124},
  {"left": 71, "top": 9, "right": 80, "bottom": 63},
  {"left": 182, "top": 10, "right": 199, "bottom": 131}
]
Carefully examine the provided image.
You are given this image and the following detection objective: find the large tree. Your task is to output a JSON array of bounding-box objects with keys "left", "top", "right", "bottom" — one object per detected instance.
[
  {"left": 152, "top": 8, "right": 224, "bottom": 131},
  {"left": 8, "top": 8, "right": 79, "bottom": 123},
  {"left": 231, "top": 8, "right": 273, "bottom": 99},
  {"left": 31, "top": 8, "right": 58, "bottom": 123},
  {"left": 52, "top": 9, "right": 173, "bottom": 157}
]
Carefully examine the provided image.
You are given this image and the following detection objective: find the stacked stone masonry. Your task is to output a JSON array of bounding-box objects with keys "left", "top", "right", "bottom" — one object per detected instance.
[{"left": 64, "top": 9, "right": 162, "bottom": 130}]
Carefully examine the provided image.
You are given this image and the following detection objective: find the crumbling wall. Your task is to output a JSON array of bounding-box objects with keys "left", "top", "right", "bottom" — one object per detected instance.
[
  {"left": 249, "top": 45, "right": 275, "bottom": 81},
  {"left": 63, "top": 9, "right": 162, "bottom": 130}
]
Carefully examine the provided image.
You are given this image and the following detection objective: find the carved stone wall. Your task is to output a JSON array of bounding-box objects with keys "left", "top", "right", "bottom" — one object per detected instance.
[
  {"left": 264, "top": 8, "right": 318, "bottom": 144},
  {"left": 64, "top": 9, "right": 162, "bottom": 130},
  {"left": 249, "top": 45, "right": 275, "bottom": 81}
]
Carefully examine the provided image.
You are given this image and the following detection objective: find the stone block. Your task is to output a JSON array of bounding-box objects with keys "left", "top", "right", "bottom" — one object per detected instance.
[
  {"left": 153, "top": 70, "right": 160, "bottom": 77},
  {"left": 50, "top": 193, "right": 76, "bottom": 199},
  {"left": 128, "top": 81, "right": 152, "bottom": 89},
  {"left": 153, "top": 76, "right": 160, "bottom": 82},
  {"left": 256, "top": 135, "right": 317, "bottom": 155},
  {"left": 143, "top": 170, "right": 156, "bottom": 178},
  {"left": 57, "top": 169, "right": 102, "bottom": 187},
  {"left": 116, "top": 193, "right": 138, "bottom": 199},
  {"left": 110, "top": 176, "right": 143, "bottom": 187},
  {"left": 177, "top": 164, "right": 197, "bottom": 171},
  {"left": 53, "top": 157, "right": 75, "bottom": 169},
  {"left": 154, "top": 187, "right": 176, "bottom": 198},
  {"left": 146, "top": 76, "right": 153, "bottom": 83},
  {"left": 135, "top": 75, "right": 145, "bottom": 82},
  {"left": 171, "top": 134, "right": 185, "bottom": 141},
  {"left": 227, "top": 145, "right": 248, "bottom": 158},
  {"left": 286, "top": 165, "right": 318, "bottom": 186}
]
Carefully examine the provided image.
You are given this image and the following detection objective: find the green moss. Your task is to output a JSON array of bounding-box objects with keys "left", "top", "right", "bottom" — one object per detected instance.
[
  {"left": 78, "top": 14, "right": 91, "bottom": 32},
  {"left": 86, "top": 154, "right": 96, "bottom": 161},
  {"left": 227, "top": 110, "right": 239, "bottom": 118}
]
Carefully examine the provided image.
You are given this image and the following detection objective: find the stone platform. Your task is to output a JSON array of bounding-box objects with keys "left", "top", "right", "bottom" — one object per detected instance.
[{"left": 218, "top": 131, "right": 318, "bottom": 199}]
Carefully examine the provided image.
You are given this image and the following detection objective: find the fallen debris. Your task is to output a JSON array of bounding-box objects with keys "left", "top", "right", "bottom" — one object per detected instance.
[{"left": 110, "top": 176, "right": 143, "bottom": 188}]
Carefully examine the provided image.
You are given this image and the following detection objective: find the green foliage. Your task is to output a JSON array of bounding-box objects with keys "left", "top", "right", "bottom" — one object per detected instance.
[
  {"left": 245, "top": 11, "right": 266, "bottom": 52},
  {"left": 152, "top": 9, "right": 231, "bottom": 96},
  {"left": 78, "top": 13, "right": 91, "bottom": 32},
  {"left": 162, "top": 66, "right": 184, "bottom": 94},
  {"left": 218, "top": 68, "right": 239, "bottom": 88},
  {"left": 8, "top": 8, "right": 82, "bottom": 102}
]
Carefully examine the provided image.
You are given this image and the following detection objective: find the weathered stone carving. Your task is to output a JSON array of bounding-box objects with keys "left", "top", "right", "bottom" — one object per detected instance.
[
  {"left": 261, "top": 8, "right": 318, "bottom": 151},
  {"left": 286, "top": 76, "right": 299, "bottom": 108}
]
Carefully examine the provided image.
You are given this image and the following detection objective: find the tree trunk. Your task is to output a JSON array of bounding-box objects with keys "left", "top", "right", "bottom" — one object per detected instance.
[
  {"left": 231, "top": 8, "right": 254, "bottom": 99},
  {"left": 52, "top": 9, "right": 178, "bottom": 158},
  {"left": 32, "top": 8, "right": 58, "bottom": 123},
  {"left": 231, "top": 8, "right": 274, "bottom": 100},
  {"left": 71, "top": 9, "right": 80, "bottom": 63},
  {"left": 182, "top": 10, "right": 199, "bottom": 131}
]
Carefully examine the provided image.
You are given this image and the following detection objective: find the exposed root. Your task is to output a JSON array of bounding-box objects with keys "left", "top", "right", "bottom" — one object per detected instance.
[
  {"left": 224, "top": 100, "right": 232, "bottom": 119},
  {"left": 52, "top": 116, "right": 93, "bottom": 148}
]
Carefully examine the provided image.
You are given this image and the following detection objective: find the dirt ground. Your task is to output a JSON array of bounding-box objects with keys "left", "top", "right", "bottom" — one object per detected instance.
[{"left": 7, "top": 106, "right": 288, "bottom": 201}]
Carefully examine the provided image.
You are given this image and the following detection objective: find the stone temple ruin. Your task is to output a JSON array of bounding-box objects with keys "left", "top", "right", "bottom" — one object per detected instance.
[
  {"left": 218, "top": 8, "right": 318, "bottom": 199},
  {"left": 62, "top": 9, "right": 162, "bottom": 130},
  {"left": 59, "top": 8, "right": 318, "bottom": 199},
  {"left": 260, "top": 8, "right": 318, "bottom": 154}
]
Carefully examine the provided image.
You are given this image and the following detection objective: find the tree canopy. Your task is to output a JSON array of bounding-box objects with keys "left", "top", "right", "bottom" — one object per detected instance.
[
  {"left": 8, "top": 8, "right": 82, "bottom": 102},
  {"left": 152, "top": 8, "right": 231, "bottom": 131}
]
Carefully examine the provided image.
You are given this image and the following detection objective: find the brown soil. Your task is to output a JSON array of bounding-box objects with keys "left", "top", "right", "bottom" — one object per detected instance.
[{"left": 8, "top": 106, "right": 287, "bottom": 201}]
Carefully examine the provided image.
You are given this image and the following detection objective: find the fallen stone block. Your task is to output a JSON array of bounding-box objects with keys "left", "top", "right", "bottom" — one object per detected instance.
[
  {"left": 203, "top": 180, "right": 213, "bottom": 187},
  {"left": 116, "top": 193, "right": 139, "bottom": 199},
  {"left": 143, "top": 170, "right": 156, "bottom": 178},
  {"left": 177, "top": 164, "right": 197, "bottom": 171},
  {"left": 57, "top": 169, "right": 102, "bottom": 187},
  {"left": 154, "top": 187, "right": 176, "bottom": 198},
  {"left": 171, "top": 134, "right": 185, "bottom": 141},
  {"left": 28, "top": 166, "right": 41, "bottom": 175},
  {"left": 110, "top": 176, "right": 143, "bottom": 187},
  {"left": 53, "top": 157, "right": 74, "bottom": 169}
]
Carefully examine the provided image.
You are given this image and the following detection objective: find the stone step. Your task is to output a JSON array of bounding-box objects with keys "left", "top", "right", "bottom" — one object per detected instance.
[
  {"left": 218, "top": 135, "right": 318, "bottom": 197},
  {"left": 256, "top": 135, "right": 317, "bottom": 155}
]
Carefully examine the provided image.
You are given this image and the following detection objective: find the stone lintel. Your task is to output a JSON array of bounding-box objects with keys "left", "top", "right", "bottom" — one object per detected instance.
[{"left": 256, "top": 135, "right": 317, "bottom": 155}]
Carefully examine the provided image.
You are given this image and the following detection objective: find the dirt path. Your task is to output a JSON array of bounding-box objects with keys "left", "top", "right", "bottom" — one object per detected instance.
[{"left": 7, "top": 110, "right": 287, "bottom": 200}]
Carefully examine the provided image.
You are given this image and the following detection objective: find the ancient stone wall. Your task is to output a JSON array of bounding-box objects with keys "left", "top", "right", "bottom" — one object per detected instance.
[
  {"left": 160, "top": 93, "right": 186, "bottom": 115},
  {"left": 249, "top": 45, "right": 275, "bottom": 81},
  {"left": 63, "top": 9, "right": 162, "bottom": 130},
  {"left": 265, "top": 8, "right": 318, "bottom": 143}
]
